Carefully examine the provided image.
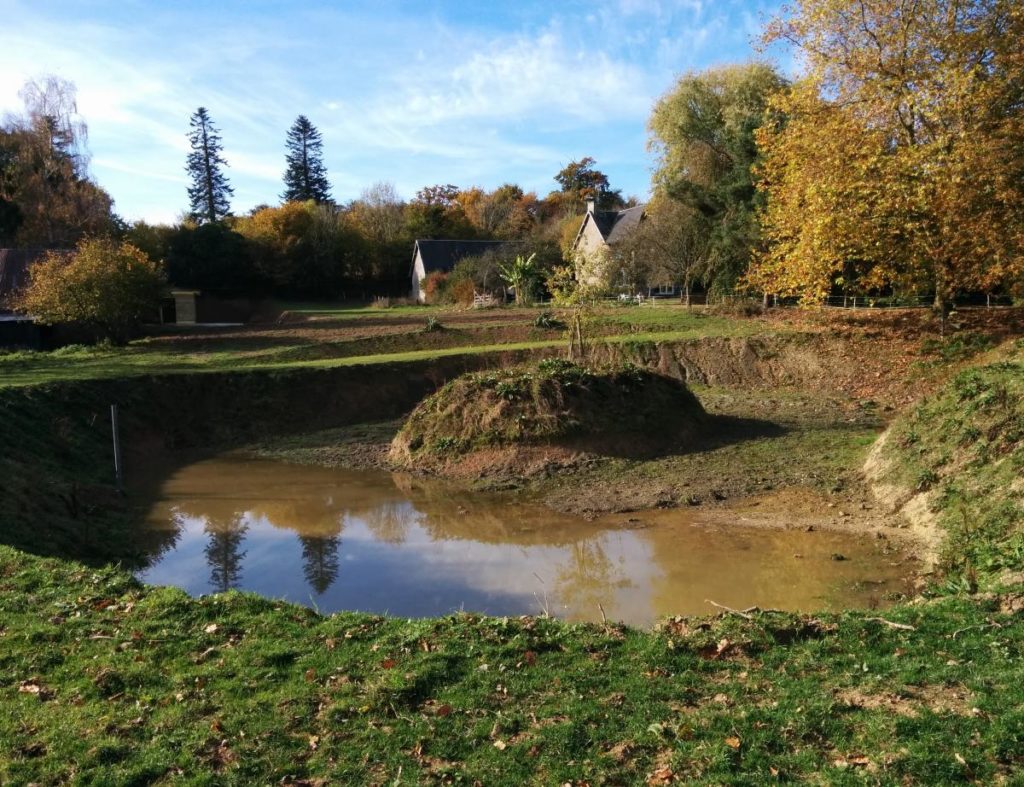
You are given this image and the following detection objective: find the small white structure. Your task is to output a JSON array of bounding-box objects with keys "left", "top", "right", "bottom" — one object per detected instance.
[{"left": 410, "top": 239, "right": 508, "bottom": 303}]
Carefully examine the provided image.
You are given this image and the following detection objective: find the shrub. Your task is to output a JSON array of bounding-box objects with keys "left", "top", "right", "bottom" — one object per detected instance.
[
  {"left": 235, "top": 201, "right": 360, "bottom": 296},
  {"left": 424, "top": 316, "right": 443, "bottom": 333},
  {"left": 534, "top": 311, "right": 563, "bottom": 329},
  {"left": 449, "top": 278, "right": 476, "bottom": 306},
  {"left": 18, "top": 237, "right": 164, "bottom": 343},
  {"left": 421, "top": 271, "right": 449, "bottom": 304}
]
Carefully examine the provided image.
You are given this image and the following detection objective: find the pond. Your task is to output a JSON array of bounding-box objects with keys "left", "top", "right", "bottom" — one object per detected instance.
[{"left": 138, "top": 456, "right": 915, "bottom": 627}]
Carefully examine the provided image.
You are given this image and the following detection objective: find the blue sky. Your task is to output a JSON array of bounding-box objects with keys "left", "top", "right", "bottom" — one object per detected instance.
[{"left": 0, "top": 0, "right": 789, "bottom": 224}]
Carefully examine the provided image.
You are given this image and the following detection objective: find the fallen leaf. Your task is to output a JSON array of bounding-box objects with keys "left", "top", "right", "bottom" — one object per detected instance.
[
  {"left": 523, "top": 650, "right": 537, "bottom": 666},
  {"left": 725, "top": 736, "right": 741, "bottom": 750},
  {"left": 204, "top": 623, "right": 218, "bottom": 634},
  {"left": 380, "top": 658, "right": 396, "bottom": 670},
  {"left": 308, "top": 735, "right": 319, "bottom": 751},
  {"left": 436, "top": 704, "right": 453, "bottom": 717},
  {"left": 647, "top": 766, "right": 675, "bottom": 785},
  {"left": 493, "top": 739, "right": 507, "bottom": 751},
  {"left": 698, "top": 638, "right": 737, "bottom": 661},
  {"left": 304, "top": 668, "right": 317, "bottom": 682}
]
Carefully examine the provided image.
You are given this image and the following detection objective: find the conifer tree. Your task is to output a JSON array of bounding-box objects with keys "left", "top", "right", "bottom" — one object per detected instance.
[
  {"left": 282, "top": 115, "right": 331, "bottom": 204},
  {"left": 186, "top": 107, "right": 233, "bottom": 223}
]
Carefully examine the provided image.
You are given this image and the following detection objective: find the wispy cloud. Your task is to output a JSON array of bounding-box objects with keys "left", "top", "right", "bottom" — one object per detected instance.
[{"left": 0, "top": 0, "right": 786, "bottom": 220}]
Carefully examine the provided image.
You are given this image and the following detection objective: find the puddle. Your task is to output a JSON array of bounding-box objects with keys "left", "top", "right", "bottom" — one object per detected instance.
[{"left": 137, "top": 456, "right": 915, "bottom": 627}]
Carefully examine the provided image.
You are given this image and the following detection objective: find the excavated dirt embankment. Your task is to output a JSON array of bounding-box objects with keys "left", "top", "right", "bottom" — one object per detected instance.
[{"left": 388, "top": 362, "right": 707, "bottom": 481}]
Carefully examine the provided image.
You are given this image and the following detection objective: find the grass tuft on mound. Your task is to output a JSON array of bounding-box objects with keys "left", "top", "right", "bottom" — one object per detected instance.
[{"left": 389, "top": 360, "right": 707, "bottom": 476}]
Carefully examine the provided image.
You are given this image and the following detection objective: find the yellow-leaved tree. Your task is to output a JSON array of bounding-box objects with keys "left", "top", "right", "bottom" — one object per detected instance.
[
  {"left": 19, "top": 237, "right": 164, "bottom": 343},
  {"left": 749, "top": 0, "right": 1024, "bottom": 310}
]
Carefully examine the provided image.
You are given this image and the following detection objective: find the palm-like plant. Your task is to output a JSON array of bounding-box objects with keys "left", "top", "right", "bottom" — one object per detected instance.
[{"left": 497, "top": 253, "right": 538, "bottom": 305}]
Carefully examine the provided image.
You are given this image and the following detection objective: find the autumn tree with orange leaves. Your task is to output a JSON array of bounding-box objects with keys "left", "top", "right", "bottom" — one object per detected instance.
[
  {"left": 18, "top": 238, "right": 163, "bottom": 343},
  {"left": 749, "top": 0, "right": 1024, "bottom": 310}
]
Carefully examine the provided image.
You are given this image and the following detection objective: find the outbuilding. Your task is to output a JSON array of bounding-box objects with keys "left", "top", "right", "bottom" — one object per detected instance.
[
  {"left": 410, "top": 239, "right": 509, "bottom": 303},
  {"left": 0, "top": 248, "right": 57, "bottom": 348}
]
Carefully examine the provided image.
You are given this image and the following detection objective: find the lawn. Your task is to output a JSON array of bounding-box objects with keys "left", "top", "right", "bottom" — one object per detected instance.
[
  {"left": 3, "top": 545, "right": 1022, "bottom": 785},
  {"left": 0, "top": 304, "right": 776, "bottom": 389}
]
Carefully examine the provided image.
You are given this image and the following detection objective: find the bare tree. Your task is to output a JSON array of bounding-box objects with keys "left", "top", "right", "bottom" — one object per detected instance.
[
  {"left": 17, "top": 75, "right": 91, "bottom": 177},
  {"left": 354, "top": 181, "right": 405, "bottom": 242}
]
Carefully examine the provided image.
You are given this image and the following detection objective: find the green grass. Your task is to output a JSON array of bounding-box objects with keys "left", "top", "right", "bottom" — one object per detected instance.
[
  {"left": 592, "top": 306, "right": 758, "bottom": 335},
  {"left": 880, "top": 345, "right": 1024, "bottom": 586},
  {"left": 3, "top": 545, "right": 1022, "bottom": 785},
  {"left": 282, "top": 301, "right": 442, "bottom": 317},
  {"left": 5, "top": 310, "right": 1024, "bottom": 783},
  {"left": 0, "top": 322, "right": 775, "bottom": 389}
]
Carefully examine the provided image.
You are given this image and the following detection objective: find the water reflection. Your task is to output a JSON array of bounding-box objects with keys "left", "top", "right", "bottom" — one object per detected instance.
[
  {"left": 137, "top": 456, "right": 915, "bottom": 627},
  {"left": 299, "top": 534, "right": 340, "bottom": 596},
  {"left": 203, "top": 515, "right": 248, "bottom": 592}
]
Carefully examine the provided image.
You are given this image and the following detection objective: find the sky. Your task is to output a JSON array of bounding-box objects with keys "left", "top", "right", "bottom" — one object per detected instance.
[{"left": 0, "top": 0, "right": 790, "bottom": 224}]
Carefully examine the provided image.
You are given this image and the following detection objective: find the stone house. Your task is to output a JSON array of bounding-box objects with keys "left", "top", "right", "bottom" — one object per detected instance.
[{"left": 570, "top": 200, "right": 679, "bottom": 297}]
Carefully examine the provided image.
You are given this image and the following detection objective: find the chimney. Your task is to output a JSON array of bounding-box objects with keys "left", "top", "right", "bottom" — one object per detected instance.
[{"left": 585, "top": 198, "right": 596, "bottom": 215}]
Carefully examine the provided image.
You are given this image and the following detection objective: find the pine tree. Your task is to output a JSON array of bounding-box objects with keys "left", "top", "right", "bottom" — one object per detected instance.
[
  {"left": 282, "top": 115, "right": 331, "bottom": 204},
  {"left": 185, "top": 107, "right": 233, "bottom": 223}
]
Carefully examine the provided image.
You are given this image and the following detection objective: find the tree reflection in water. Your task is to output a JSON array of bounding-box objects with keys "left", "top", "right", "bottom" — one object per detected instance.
[
  {"left": 360, "top": 501, "right": 414, "bottom": 544},
  {"left": 553, "top": 539, "right": 632, "bottom": 618},
  {"left": 299, "top": 534, "right": 341, "bottom": 595},
  {"left": 203, "top": 515, "right": 249, "bottom": 593}
]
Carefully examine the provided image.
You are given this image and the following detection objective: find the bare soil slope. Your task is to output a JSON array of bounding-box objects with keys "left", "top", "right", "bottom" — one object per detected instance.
[{"left": 389, "top": 360, "right": 707, "bottom": 481}]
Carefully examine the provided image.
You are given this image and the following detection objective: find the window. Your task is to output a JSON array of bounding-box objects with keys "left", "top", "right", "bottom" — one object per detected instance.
[{"left": 658, "top": 284, "right": 674, "bottom": 295}]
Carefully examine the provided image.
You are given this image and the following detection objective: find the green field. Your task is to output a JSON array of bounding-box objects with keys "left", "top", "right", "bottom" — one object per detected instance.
[
  {"left": 4, "top": 546, "right": 1023, "bottom": 785},
  {"left": 1, "top": 305, "right": 1022, "bottom": 783}
]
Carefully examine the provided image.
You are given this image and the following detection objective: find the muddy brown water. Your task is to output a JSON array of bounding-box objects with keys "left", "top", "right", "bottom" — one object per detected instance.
[{"left": 137, "top": 456, "right": 915, "bottom": 628}]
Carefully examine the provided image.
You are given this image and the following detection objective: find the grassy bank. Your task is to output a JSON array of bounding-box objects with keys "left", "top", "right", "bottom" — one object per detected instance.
[
  {"left": 3, "top": 545, "right": 1023, "bottom": 784},
  {"left": 872, "top": 342, "right": 1024, "bottom": 588},
  {"left": 0, "top": 306, "right": 760, "bottom": 389}
]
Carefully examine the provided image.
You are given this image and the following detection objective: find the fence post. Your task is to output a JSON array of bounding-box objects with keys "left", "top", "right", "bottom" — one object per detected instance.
[{"left": 111, "top": 404, "right": 124, "bottom": 493}]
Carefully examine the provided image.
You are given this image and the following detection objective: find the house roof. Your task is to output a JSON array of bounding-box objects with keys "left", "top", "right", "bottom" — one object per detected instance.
[
  {"left": 573, "top": 205, "right": 646, "bottom": 250},
  {"left": 0, "top": 248, "right": 52, "bottom": 305},
  {"left": 412, "top": 239, "right": 511, "bottom": 275},
  {"left": 602, "top": 205, "right": 645, "bottom": 244}
]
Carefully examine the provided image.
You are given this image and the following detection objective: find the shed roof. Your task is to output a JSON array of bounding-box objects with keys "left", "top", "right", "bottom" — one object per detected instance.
[
  {"left": 0, "top": 248, "right": 53, "bottom": 305},
  {"left": 412, "top": 239, "right": 512, "bottom": 275}
]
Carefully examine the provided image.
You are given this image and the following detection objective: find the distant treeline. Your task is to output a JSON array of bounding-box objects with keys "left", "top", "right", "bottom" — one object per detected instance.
[{"left": 3, "top": 0, "right": 1022, "bottom": 307}]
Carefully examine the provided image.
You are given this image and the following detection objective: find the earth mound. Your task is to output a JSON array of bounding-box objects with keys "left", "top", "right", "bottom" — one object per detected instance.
[
  {"left": 866, "top": 345, "right": 1024, "bottom": 577},
  {"left": 389, "top": 359, "right": 707, "bottom": 480}
]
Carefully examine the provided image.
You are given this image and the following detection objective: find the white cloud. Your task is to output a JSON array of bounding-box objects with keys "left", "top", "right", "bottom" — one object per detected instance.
[{"left": 0, "top": 0, "right": 782, "bottom": 220}]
